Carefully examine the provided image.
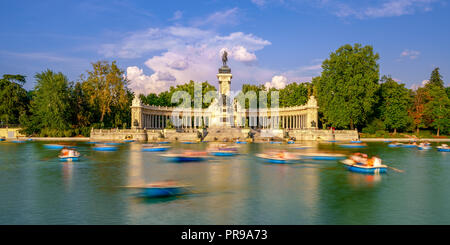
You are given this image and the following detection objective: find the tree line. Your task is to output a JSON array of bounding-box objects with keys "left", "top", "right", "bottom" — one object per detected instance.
[
  {"left": 0, "top": 61, "right": 132, "bottom": 137},
  {"left": 1, "top": 44, "right": 448, "bottom": 137},
  {"left": 142, "top": 44, "right": 449, "bottom": 136}
]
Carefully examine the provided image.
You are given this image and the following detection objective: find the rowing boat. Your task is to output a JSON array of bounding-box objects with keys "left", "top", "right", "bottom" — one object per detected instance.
[
  {"left": 255, "top": 153, "right": 299, "bottom": 164},
  {"left": 339, "top": 143, "right": 367, "bottom": 148},
  {"left": 141, "top": 145, "right": 171, "bottom": 152},
  {"left": 297, "top": 152, "right": 346, "bottom": 161},
  {"left": 340, "top": 159, "right": 387, "bottom": 174}
]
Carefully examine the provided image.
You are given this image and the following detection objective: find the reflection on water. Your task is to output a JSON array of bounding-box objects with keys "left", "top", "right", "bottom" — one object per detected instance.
[
  {"left": 0, "top": 141, "right": 449, "bottom": 224},
  {"left": 347, "top": 172, "right": 382, "bottom": 188}
]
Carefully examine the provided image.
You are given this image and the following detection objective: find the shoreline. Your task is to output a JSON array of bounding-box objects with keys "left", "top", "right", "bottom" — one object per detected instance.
[
  {"left": 13, "top": 137, "right": 90, "bottom": 141},
  {"left": 3, "top": 137, "right": 449, "bottom": 142},
  {"left": 360, "top": 138, "right": 450, "bottom": 142}
]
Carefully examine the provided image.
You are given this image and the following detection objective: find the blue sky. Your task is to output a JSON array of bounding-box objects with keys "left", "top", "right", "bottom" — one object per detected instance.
[{"left": 0, "top": 0, "right": 449, "bottom": 94}]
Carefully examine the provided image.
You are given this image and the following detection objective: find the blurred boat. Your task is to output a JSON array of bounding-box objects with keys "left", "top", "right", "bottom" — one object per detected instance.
[
  {"left": 417, "top": 143, "right": 432, "bottom": 150},
  {"left": 93, "top": 144, "right": 118, "bottom": 151},
  {"left": 141, "top": 144, "right": 170, "bottom": 152},
  {"left": 11, "top": 140, "right": 26, "bottom": 143},
  {"left": 350, "top": 140, "right": 362, "bottom": 143},
  {"left": 157, "top": 141, "right": 170, "bottom": 144},
  {"left": 236, "top": 141, "right": 247, "bottom": 144},
  {"left": 340, "top": 159, "right": 387, "bottom": 174},
  {"left": 256, "top": 152, "right": 299, "bottom": 164},
  {"left": 161, "top": 151, "right": 209, "bottom": 162},
  {"left": 437, "top": 144, "right": 450, "bottom": 152},
  {"left": 339, "top": 143, "right": 367, "bottom": 148},
  {"left": 181, "top": 141, "right": 197, "bottom": 144},
  {"left": 401, "top": 143, "right": 417, "bottom": 148},
  {"left": 44, "top": 144, "right": 65, "bottom": 150},
  {"left": 86, "top": 141, "right": 99, "bottom": 144},
  {"left": 59, "top": 148, "right": 80, "bottom": 162},
  {"left": 0, "top": 138, "right": 5, "bottom": 142},
  {"left": 104, "top": 142, "right": 123, "bottom": 145},
  {"left": 207, "top": 144, "right": 239, "bottom": 156},
  {"left": 125, "top": 181, "right": 191, "bottom": 198},
  {"left": 123, "top": 140, "right": 135, "bottom": 143},
  {"left": 287, "top": 140, "right": 295, "bottom": 144},
  {"left": 388, "top": 143, "right": 403, "bottom": 147},
  {"left": 297, "top": 152, "right": 346, "bottom": 161}
]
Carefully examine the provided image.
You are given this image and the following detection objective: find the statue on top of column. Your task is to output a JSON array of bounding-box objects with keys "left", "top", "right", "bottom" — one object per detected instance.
[
  {"left": 132, "top": 95, "right": 142, "bottom": 107},
  {"left": 222, "top": 50, "right": 228, "bottom": 67}
]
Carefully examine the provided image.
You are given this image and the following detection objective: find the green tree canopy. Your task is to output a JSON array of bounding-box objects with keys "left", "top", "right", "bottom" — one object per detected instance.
[
  {"left": 81, "top": 61, "right": 131, "bottom": 127},
  {"left": 279, "top": 82, "right": 312, "bottom": 107},
  {"left": 140, "top": 80, "right": 217, "bottom": 108},
  {"left": 379, "top": 76, "right": 412, "bottom": 133},
  {"left": 314, "top": 43, "right": 380, "bottom": 130},
  {"left": 0, "top": 74, "right": 29, "bottom": 125},
  {"left": 426, "top": 67, "right": 444, "bottom": 89},
  {"left": 423, "top": 68, "right": 449, "bottom": 136},
  {"left": 25, "top": 70, "right": 72, "bottom": 133}
]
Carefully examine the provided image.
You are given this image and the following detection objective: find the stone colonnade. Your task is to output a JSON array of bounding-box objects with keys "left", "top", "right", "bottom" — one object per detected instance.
[{"left": 131, "top": 96, "right": 319, "bottom": 130}]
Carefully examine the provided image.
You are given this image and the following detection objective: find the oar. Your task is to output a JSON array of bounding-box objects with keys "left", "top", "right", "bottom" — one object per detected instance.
[{"left": 387, "top": 166, "right": 404, "bottom": 173}]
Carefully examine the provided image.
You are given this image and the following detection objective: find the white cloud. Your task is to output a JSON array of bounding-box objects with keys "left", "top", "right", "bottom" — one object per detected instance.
[
  {"left": 126, "top": 66, "right": 175, "bottom": 95},
  {"left": 265, "top": 75, "right": 287, "bottom": 89},
  {"left": 107, "top": 25, "right": 273, "bottom": 95},
  {"left": 223, "top": 46, "right": 258, "bottom": 64},
  {"left": 363, "top": 0, "right": 437, "bottom": 18},
  {"left": 400, "top": 49, "right": 420, "bottom": 59},
  {"left": 410, "top": 79, "right": 429, "bottom": 90}
]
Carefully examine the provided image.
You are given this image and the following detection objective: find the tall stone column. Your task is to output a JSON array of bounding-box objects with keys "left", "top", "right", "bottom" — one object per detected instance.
[
  {"left": 131, "top": 95, "right": 143, "bottom": 129},
  {"left": 306, "top": 95, "right": 319, "bottom": 129}
]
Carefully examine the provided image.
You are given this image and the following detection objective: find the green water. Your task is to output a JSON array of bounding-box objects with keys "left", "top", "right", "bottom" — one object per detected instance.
[{"left": 0, "top": 141, "right": 449, "bottom": 224}]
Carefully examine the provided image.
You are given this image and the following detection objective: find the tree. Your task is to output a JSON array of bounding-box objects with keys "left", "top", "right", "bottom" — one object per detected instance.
[
  {"left": 71, "top": 82, "right": 92, "bottom": 129},
  {"left": 425, "top": 85, "right": 449, "bottom": 136},
  {"left": 237, "top": 83, "right": 266, "bottom": 109},
  {"left": 315, "top": 44, "right": 380, "bottom": 130},
  {"left": 426, "top": 67, "right": 444, "bottom": 89},
  {"left": 423, "top": 68, "right": 449, "bottom": 136},
  {"left": 81, "top": 61, "right": 130, "bottom": 127},
  {"left": 279, "top": 82, "right": 311, "bottom": 107},
  {"left": 0, "top": 74, "right": 29, "bottom": 125},
  {"left": 24, "top": 70, "right": 72, "bottom": 135},
  {"left": 141, "top": 80, "right": 217, "bottom": 108},
  {"left": 379, "top": 76, "right": 412, "bottom": 134},
  {"left": 409, "top": 87, "right": 429, "bottom": 134}
]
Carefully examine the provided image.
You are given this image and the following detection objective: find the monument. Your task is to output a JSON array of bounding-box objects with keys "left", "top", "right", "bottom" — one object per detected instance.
[{"left": 119, "top": 52, "right": 328, "bottom": 142}]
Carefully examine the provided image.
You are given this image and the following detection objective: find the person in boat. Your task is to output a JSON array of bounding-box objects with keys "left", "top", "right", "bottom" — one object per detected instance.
[
  {"left": 373, "top": 156, "right": 382, "bottom": 167},
  {"left": 441, "top": 144, "right": 449, "bottom": 149},
  {"left": 61, "top": 147, "right": 70, "bottom": 157},
  {"left": 68, "top": 148, "right": 79, "bottom": 157},
  {"left": 350, "top": 153, "right": 367, "bottom": 164},
  {"left": 276, "top": 151, "right": 285, "bottom": 159},
  {"left": 367, "top": 156, "right": 382, "bottom": 167}
]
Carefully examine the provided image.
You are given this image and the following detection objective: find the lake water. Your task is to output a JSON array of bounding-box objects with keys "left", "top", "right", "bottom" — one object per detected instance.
[{"left": 0, "top": 141, "right": 449, "bottom": 224}]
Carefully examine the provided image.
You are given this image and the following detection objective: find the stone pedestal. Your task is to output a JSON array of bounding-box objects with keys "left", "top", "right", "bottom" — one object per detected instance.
[{"left": 131, "top": 95, "right": 143, "bottom": 129}]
